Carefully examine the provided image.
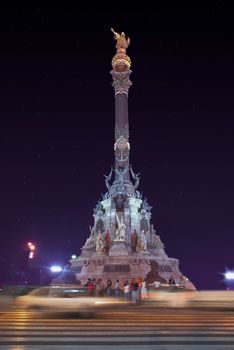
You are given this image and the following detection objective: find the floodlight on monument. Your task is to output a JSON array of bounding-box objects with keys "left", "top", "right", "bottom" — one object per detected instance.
[
  {"left": 225, "top": 271, "right": 234, "bottom": 280},
  {"left": 50, "top": 265, "right": 62, "bottom": 273},
  {"left": 71, "top": 255, "right": 77, "bottom": 259}
]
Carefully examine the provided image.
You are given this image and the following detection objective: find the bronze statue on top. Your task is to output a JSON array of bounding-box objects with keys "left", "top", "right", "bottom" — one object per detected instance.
[{"left": 111, "top": 28, "right": 130, "bottom": 51}]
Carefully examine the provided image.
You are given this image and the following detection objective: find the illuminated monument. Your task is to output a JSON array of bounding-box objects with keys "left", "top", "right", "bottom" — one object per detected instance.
[{"left": 59, "top": 30, "right": 194, "bottom": 288}]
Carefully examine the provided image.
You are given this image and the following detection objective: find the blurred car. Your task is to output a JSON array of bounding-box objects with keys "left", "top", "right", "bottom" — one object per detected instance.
[
  {"left": 14, "top": 286, "right": 124, "bottom": 316},
  {"left": 187, "top": 290, "right": 234, "bottom": 309},
  {"left": 0, "top": 285, "right": 30, "bottom": 312},
  {"left": 0, "top": 294, "right": 14, "bottom": 312},
  {"left": 147, "top": 288, "right": 194, "bottom": 307},
  {"left": 146, "top": 288, "right": 234, "bottom": 309}
]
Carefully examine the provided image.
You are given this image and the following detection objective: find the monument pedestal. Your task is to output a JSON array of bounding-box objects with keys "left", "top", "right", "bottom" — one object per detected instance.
[
  {"left": 109, "top": 240, "right": 129, "bottom": 256},
  {"left": 137, "top": 250, "right": 150, "bottom": 255},
  {"left": 80, "top": 245, "right": 95, "bottom": 257},
  {"left": 93, "top": 252, "right": 106, "bottom": 257}
]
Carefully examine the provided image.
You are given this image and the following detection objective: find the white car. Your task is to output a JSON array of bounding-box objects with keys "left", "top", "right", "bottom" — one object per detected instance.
[
  {"left": 147, "top": 289, "right": 234, "bottom": 309},
  {"left": 14, "top": 286, "right": 123, "bottom": 316}
]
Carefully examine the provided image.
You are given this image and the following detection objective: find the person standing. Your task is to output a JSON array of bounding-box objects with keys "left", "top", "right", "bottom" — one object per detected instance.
[
  {"left": 123, "top": 280, "right": 130, "bottom": 302},
  {"left": 169, "top": 275, "right": 176, "bottom": 285},
  {"left": 115, "top": 279, "right": 120, "bottom": 297},
  {"left": 87, "top": 279, "right": 95, "bottom": 296},
  {"left": 141, "top": 280, "right": 147, "bottom": 300},
  {"left": 105, "top": 279, "right": 113, "bottom": 296},
  {"left": 96, "top": 279, "right": 104, "bottom": 296},
  {"left": 131, "top": 278, "right": 139, "bottom": 304},
  {"left": 137, "top": 276, "right": 143, "bottom": 301}
]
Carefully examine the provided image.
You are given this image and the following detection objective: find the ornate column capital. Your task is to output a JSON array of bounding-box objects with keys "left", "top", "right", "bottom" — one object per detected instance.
[{"left": 111, "top": 70, "right": 132, "bottom": 96}]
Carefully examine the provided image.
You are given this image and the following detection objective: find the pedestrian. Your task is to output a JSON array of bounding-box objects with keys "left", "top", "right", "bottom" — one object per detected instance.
[
  {"left": 153, "top": 280, "right": 161, "bottom": 289},
  {"left": 115, "top": 279, "right": 120, "bottom": 297},
  {"left": 87, "top": 279, "right": 95, "bottom": 296},
  {"left": 137, "top": 276, "right": 143, "bottom": 301},
  {"left": 105, "top": 279, "right": 113, "bottom": 296},
  {"left": 123, "top": 280, "right": 130, "bottom": 302},
  {"left": 169, "top": 275, "right": 176, "bottom": 285},
  {"left": 84, "top": 278, "right": 91, "bottom": 287},
  {"left": 131, "top": 278, "right": 139, "bottom": 304},
  {"left": 96, "top": 279, "right": 104, "bottom": 296},
  {"left": 141, "top": 279, "right": 147, "bottom": 300}
]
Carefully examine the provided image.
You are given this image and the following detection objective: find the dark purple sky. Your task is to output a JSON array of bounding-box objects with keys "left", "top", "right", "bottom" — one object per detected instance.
[{"left": 0, "top": 5, "right": 233, "bottom": 289}]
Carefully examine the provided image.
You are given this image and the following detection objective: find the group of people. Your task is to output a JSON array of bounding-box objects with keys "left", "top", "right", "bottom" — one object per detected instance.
[
  {"left": 82, "top": 275, "right": 189, "bottom": 302},
  {"left": 123, "top": 278, "right": 148, "bottom": 304},
  {"left": 84, "top": 277, "right": 148, "bottom": 304}
]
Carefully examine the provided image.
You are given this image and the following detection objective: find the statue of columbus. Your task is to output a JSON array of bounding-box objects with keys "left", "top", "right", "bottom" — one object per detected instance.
[{"left": 111, "top": 28, "right": 130, "bottom": 50}]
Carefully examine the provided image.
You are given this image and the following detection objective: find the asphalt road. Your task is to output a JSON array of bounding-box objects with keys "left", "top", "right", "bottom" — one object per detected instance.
[{"left": 0, "top": 305, "right": 234, "bottom": 349}]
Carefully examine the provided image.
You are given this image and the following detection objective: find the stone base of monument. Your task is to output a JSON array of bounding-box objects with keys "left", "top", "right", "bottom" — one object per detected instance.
[
  {"left": 53, "top": 252, "right": 195, "bottom": 291},
  {"left": 80, "top": 245, "right": 95, "bottom": 257},
  {"left": 148, "top": 247, "right": 167, "bottom": 258},
  {"left": 93, "top": 251, "right": 106, "bottom": 257},
  {"left": 54, "top": 245, "right": 196, "bottom": 291},
  {"left": 109, "top": 240, "right": 129, "bottom": 256},
  {"left": 136, "top": 250, "right": 150, "bottom": 255}
]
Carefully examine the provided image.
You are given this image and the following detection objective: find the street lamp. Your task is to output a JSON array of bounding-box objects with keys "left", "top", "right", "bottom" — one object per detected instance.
[
  {"left": 25, "top": 241, "right": 37, "bottom": 285},
  {"left": 224, "top": 270, "right": 234, "bottom": 290},
  {"left": 27, "top": 242, "right": 36, "bottom": 259},
  {"left": 225, "top": 272, "right": 234, "bottom": 280},
  {"left": 50, "top": 265, "right": 62, "bottom": 273}
]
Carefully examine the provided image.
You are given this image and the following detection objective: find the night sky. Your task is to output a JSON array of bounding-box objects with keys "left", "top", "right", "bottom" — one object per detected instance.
[{"left": 0, "top": 5, "right": 233, "bottom": 289}]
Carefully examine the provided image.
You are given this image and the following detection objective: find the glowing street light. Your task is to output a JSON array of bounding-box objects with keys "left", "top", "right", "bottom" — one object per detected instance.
[
  {"left": 29, "top": 251, "right": 34, "bottom": 259},
  {"left": 27, "top": 242, "right": 36, "bottom": 259},
  {"left": 225, "top": 271, "right": 234, "bottom": 280},
  {"left": 71, "top": 255, "right": 77, "bottom": 260},
  {"left": 50, "top": 265, "right": 62, "bottom": 273},
  {"left": 25, "top": 241, "right": 38, "bottom": 284}
]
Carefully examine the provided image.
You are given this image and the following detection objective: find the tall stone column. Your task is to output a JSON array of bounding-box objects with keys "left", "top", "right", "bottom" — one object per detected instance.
[{"left": 110, "top": 29, "right": 132, "bottom": 183}]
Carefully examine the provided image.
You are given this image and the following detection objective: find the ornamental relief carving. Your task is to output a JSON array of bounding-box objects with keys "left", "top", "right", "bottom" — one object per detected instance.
[{"left": 130, "top": 258, "right": 139, "bottom": 265}]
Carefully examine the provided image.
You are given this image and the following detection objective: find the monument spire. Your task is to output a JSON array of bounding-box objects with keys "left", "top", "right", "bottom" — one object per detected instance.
[
  {"left": 110, "top": 29, "right": 132, "bottom": 184},
  {"left": 54, "top": 29, "right": 195, "bottom": 292}
]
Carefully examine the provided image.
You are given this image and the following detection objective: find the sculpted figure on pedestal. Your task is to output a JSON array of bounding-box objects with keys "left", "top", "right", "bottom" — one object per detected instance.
[
  {"left": 139, "top": 230, "right": 147, "bottom": 252},
  {"left": 96, "top": 231, "right": 105, "bottom": 253},
  {"left": 130, "top": 165, "right": 140, "bottom": 190},
  {"left": 150, "top": 225, "right": 164, "bottom": 248},
  {"left": 131, "top": 229, "right": 139, "bottom": 252},
  {"left": 105, "top": 230, "right": 112, "bottom": 252},
  {"left": 140, "top": 209, "right": 149, "bottom": 233},
  {"left": 115, "top": 214, "right": 126, "bottom": 240},
  {"left": 104, "top": 167, "right": 113, "bottom": 191},
  {"left": 115, "top": 166, "right": 128, "bottom": 185},
  {"left": 95, "top": 210, "right": 105, "bottom": 233},
  {"left": 154, "top": 234, "right": 164, "bottom": 249},
  {"left": 111, "top": 28, "right": 130, "bottom": 50},
  {"left": 84, "top": 225, "right": 96, "bottom": 246}
]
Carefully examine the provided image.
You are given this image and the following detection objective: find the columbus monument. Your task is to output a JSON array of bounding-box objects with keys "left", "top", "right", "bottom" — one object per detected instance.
[{"left": 57, "top": 30, "right": 194, "bottom": 289}]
